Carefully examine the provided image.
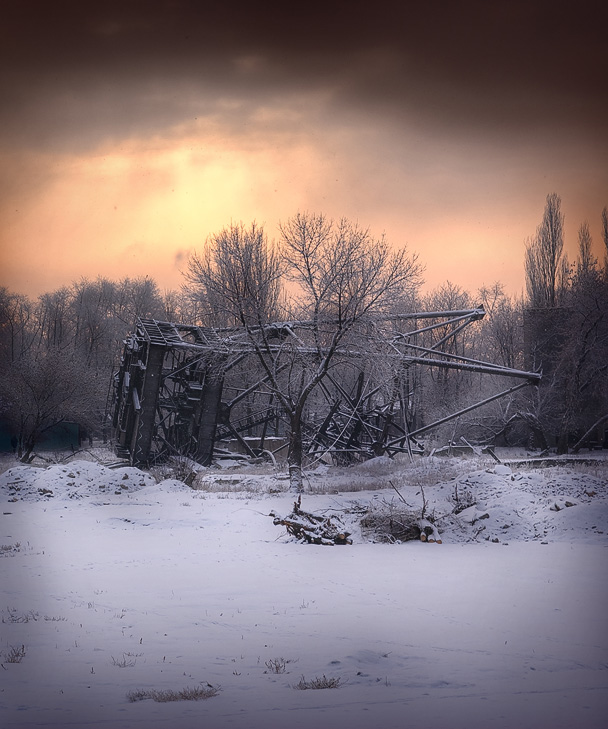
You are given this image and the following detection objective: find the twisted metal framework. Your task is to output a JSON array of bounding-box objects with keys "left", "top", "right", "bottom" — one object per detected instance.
[{"left": 112, "top": 310, "right": 541, "bottom": 467}]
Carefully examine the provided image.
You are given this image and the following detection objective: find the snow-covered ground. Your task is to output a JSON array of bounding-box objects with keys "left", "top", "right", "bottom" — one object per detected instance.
[{"left": 1, "top": 450, "right": 607, "bottom": 729}]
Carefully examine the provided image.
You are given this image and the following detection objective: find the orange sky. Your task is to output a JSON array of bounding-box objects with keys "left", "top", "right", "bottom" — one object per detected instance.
[{"left": 1, "top": 1, "right": 607, "bottom": 301}]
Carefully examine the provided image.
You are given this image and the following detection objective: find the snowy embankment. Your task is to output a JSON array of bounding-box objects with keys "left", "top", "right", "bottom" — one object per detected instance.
[{"left": 1, "top": 453, "right": 607, "bottom": 729}]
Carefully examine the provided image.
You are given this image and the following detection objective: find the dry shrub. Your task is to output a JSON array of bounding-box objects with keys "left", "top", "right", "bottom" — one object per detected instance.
[
  {"left": 3, "top": 645, "right": 26, "bottom": 663},
  {"left": 127, "top": 684, "right": 220, "bottom": 703},
  {"left": 359, "top": 481, "right": 443, "bottom": 543},
  {"left": 2, "top": 608, "right": 39, "bottom": 623},
  {"left": 111, "top": 653, "right": 137, "bottom": 668},
  {"left": 265, "top": 657, "right": 297, "bottom": 674},
  {"left": 0, "top": 542, "right": 21, "bottom": 556},
  {"left": 293, "top": 674, "right": 342, "bottom": 690},
  {"left": 360, "top": 499, "right": 423, "bottom": 543}
]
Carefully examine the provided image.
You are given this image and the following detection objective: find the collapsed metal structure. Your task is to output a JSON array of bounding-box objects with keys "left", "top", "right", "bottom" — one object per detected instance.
[{"left": 112, "top": 309, "right": 541, "bottom": 467}]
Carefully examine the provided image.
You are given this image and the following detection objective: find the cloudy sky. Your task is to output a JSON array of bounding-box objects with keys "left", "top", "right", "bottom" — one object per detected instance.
[{"left": 1, "top": 0, "right": 606, "bottom": 300}]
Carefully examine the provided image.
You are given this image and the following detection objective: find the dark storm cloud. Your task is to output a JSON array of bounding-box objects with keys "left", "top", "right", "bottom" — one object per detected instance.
[{"left": 1, "top": 0, "right": 606, "bottom": 151}]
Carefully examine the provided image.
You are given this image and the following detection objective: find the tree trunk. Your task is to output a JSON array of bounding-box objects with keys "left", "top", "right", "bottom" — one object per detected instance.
[
  {"left": 288, "top": 413, "right": 304, "bottom": 492},
  {"left": 20, "top": 436, "right": 36, "bottom": 463},
  {"left": 556, "top": 432, "right": 569, "bottom": 455},
  {"left": 518, "top": 413, "right": 548, "bottom": 451}
]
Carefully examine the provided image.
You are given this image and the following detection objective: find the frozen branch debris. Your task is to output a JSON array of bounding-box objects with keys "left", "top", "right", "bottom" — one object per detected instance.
[{"left": 270, "top": 496, "right": 352, "bottom": 545}]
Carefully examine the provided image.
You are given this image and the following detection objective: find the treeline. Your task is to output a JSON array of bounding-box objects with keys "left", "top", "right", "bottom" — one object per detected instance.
[
  {"left": 417, "top": 196, "right": 608, "bottom": 454},
  {"left": 0, "top": 276, "right": 200, "bottom": 368},
  {"left": 522, "top": 196, "right": 608, "bottom": 452},
  {"left": 1, "top": 197, "right": 607, "bottom": 463},
  {"left": 0, "top": 277, "right": 200, "bottom": 460}
]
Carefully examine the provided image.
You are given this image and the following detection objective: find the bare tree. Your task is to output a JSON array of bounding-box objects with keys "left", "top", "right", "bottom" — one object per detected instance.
[
  {"left": 113, "top": 276, "right": 165, "bottom": 326},
  {"left": 602, "top": 206, "right": 608, "bottom": 272},
  {"left": 160, "top": 288, "right": 200, "bottom": 323},
  {"left": 577, "top": 221, "right": 596, "bottom": 276},
  {"left": 184, "top": 214, "right": 422, "bottom": 490},
  {"left": 525, "top": 193, "right": 565, "bottom": 308},
  {"left": 521, "top": 201, "right": 608, "bottom": 452},
  {"left": 185, "top": 222, "right": 283, "bottom": 327},
  {"left": 477, "top": 283, "right": 523, "bottom": 370},
  {"left": 554, "top": 265, "right": 608, "bottom": 452},
  {"left": 36, "top": 287, "right": 72, "bottom": 351},
  {"left": 418, "top": 282, "right": 475, "bottom": 427},
  {"left": 277, "top": 213, "right": 422, "bottom": 487},
  {"left": 0, "top": 288, "right": 37, "bottom": 362},
  {"left": 69, "top": 278, "right": 119, "bottom": 368},
  {"left": 0, "top": 347, "right": 105, "bottom": 462}
]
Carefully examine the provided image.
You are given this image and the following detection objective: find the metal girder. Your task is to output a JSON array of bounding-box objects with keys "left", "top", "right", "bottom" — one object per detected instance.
[{"left": 112, "top": 311, "right": 540, "bottom": 467}]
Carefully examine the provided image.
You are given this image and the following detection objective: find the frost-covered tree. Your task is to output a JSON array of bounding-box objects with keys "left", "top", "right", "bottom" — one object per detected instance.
[
  {"left": 525, "top": 193, "right": 566, "bottom": 309},
  {"left": 0, "top": 288, "right": 37, "bottom": 362},
  {"left": 185, "top": 222, "right": 283, "bottom": 328},
  {"left": 0, "top": 275, "right": 173, "bottom": 452},
  {"left": 576, "top": 221, "right": 596, "bottom": 277},
  {"left": 184, "top": 214, "right": 423, "bottom": 490},
  {"left": 522, "top": 200, "right": 608, "bottom": 452},
  {"left": 0, "top": 347, "right": 105, "bottom": 462}
]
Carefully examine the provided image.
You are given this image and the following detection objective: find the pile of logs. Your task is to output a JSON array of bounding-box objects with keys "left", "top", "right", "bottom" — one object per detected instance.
[
  {"left": 417, "top": 518, "right": 442, "bottom": 543},
  {"left": 270, "top": 496, "right": 352, "bottom": 545}
]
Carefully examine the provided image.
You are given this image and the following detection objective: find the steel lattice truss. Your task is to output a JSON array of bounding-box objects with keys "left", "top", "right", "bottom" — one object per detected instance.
[{"left": 112, "top": 309, "right": 541, "bottom": 466}]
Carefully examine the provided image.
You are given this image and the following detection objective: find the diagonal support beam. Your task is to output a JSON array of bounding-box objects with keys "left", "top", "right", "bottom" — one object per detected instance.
[{"left": 387, "top": 381, "right": 533, "bottom": 447}]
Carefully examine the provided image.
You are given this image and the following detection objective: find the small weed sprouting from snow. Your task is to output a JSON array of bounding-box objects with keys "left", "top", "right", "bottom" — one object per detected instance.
[
  {"left": 452, "top": 483, "right": 476, "bottom": 513},
  {"left": 111, "top": 652, "right": 140, "bottom": 667},
  {"left": 1, "top": 607, "right": 65, "bottom": 624},
  {"left": 126, "top": 684, "right": 220, "bottom": 702},
  {"left": 3, "top": 644, "right": 26, "bottom": 663},
  {"left": 292, "top": 674, "right": 342, "bottom": 690},
  {"left": 264, "top": 657, "right": 298, "bottom": 674},
  {"left": 2, "top": 608, "right": 39, "bottom": 623}
]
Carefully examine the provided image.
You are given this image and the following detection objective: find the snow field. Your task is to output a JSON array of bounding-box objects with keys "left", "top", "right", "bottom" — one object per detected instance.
[{"left": 1, "top": 454, "right": 607, "bottom": 728}]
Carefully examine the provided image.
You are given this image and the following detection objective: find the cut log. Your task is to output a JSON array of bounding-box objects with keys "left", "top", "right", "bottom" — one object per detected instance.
[{"left": 418, "top": 518, "right": 441, "bottom": 544}]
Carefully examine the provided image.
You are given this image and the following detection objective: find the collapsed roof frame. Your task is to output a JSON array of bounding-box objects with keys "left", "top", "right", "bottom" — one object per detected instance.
[{"left": 112, "top": 309, "right": 541, "bottom": 467}]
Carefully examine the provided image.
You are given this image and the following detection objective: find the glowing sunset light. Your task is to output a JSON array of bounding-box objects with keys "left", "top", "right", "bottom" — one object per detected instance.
[{"left": 1, "top": 1, "right": 606, "bottom": 300}]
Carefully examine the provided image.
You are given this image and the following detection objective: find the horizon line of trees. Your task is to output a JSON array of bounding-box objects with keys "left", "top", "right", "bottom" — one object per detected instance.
[{"left": 1, "top": 199, "right": 607, "bottom": 470}]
